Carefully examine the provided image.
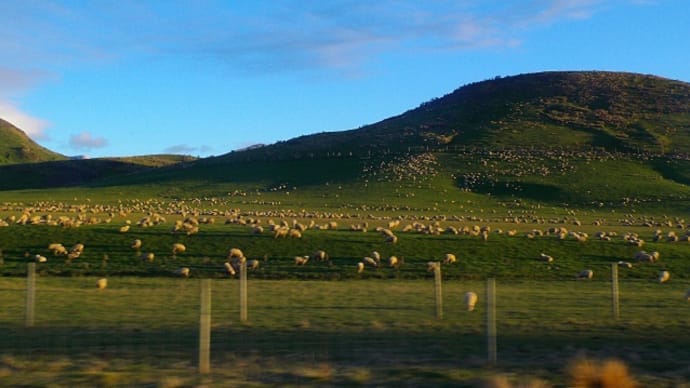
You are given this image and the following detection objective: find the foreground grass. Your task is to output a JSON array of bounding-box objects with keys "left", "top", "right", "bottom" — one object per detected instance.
[{"left": 0, "top": 277, "right": 688, "bottom": 386}]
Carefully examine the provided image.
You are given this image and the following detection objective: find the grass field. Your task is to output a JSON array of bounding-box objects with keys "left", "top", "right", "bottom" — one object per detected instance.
[{"left": 0, "top": 277, "right": 688, "bottom": 387}]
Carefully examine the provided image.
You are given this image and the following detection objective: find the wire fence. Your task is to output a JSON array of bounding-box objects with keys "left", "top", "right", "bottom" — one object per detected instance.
[{"left": 1, "top": 263, "right": 689, "bottom": 383}]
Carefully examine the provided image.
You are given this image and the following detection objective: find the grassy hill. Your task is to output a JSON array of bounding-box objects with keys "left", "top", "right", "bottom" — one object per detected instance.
[
  {"left": 3, "top": 71, "right": 690, "bottom": 213},
  {"left": 0, "top": 118, "right": 66, "bottom": 164}
]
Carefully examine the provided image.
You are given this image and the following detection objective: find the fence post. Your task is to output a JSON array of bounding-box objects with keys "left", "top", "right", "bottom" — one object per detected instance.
[
  {"left": 434, "top": 264, "right": 443, "bottom": 319},
  {"left": 486, "top": 278, "right": 497, "bottom": 365},
  {"left": 25, "top": 263, "right": 36, "bottom": 327},
  {"left": 199, "top": 279, "right": 211, "bottom": 374},
  {"left": 611, "top": 263, "right": 620, "bottom": 319},
  {"left": 240, "top": 261, "right": 248, "bottom": 323}
]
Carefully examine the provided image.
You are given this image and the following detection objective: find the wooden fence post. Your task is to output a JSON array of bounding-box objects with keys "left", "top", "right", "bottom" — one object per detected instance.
[
  {"left": 199, "top": 279, "right": 211, "bottom": 374},
  {"left": 611, "top": 263, "right": 620, "bottom": 319},
  {"left": 25, "top": 263, "right": 36, "bottom": 327},
  {"left": 486, "top": 278, "right": 497, "bottom": 365},
  {"left": 240, "top": 261, "right": 248, "bottom": 323},
  {"left": 434, "top": 264, "right": 443, "bottom": 319}
]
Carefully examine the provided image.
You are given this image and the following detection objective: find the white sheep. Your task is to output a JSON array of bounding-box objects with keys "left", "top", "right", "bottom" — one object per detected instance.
[
  {"left": 635, "top": 250, "right": 659, "bottom": 263},
  {"left": 427, "top": 261, "right": 440, "bottom": 272},
  {"left": 119, "top": 225, "right": 130, "bottom": 233},
  {"left": 48, "top": 243, "right": 68, "bottom": 255},
  {"left": 357, "top": 262, "right": 364, "bottom": 274},
  {"left": 371, "top": 251, "right": 381, "bottom": 262},
  {"left": 96, "top": 278, "right": 108, "bottom": 289},
  {"left": 288, "top": 229, "right": 302, "bottom": 238},
  {"left": 172, "top": 243, "right": 186, "bottom": 255},
  {"left": 294, "top": 256, "right": 309, "bottom": 266},
  {"left": 658, "top": 270, "right": 670, "bottom": 283},
  {"left": 141, "top": 252, "right": 155, "bottom": 262},
  {"left": 388, "top": 255, "right": 399, "bottom": 267},
  {"left": 577, "top": 269, "right": 594, "bottom": 280},
  {"left": 34, "top": 254, "right": 47, "bottom": 263},
  {"left": 539, "top": 253, "right": 554, "bottom": 263},
  {"left": 228, "top": 248, "right": 244, "bottom": 259},
  {"left": 131, "top": 239, "right": 142, "bottom": 250},
  {"left": 247, "top": 259, "right": 260, "bottom": 270},
  {"left": 174, "top": 267, "right": 190, "bottom": 277},
  {"left": 311, "top": 250, "right": 328, "bottom": 262},
  {"left": 443, "top": 253, "right": 456, "bottom": 265},
  {"left": 71, "top": 243, "right": 85, "bottom": 254},
  {"left": 224, "top": 261, "right": 236, "bottom": 276},
  {"left": 617, "top": 261, "right": 633, "bottom": 268},
  {"left": 363, "top": 257, "right": 378, "bottom": 267},
  {"left": 464, "top": 291, "right": 478, "bottom": 311}
]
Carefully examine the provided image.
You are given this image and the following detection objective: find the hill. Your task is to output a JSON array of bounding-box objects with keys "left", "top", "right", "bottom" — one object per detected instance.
[
  {"left": 0, "top": 118, "right": 66, "bottom": 164},
  {"left": 3, "top": 71, "right": 690, "bottom": 213}
]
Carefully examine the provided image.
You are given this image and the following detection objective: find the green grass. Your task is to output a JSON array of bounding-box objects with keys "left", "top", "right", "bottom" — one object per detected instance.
[{"left": 0, "top": 277, "right": 687, "bottom": 386}]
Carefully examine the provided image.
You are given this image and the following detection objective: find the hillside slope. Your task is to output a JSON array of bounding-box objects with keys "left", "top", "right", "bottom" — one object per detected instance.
[{"left": 0, "top": 119, "right": 66, "bottom": 164}]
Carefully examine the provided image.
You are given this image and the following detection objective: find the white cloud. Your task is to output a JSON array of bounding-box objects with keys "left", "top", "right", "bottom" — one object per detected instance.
[
  {"left": 0, "top": 99, "right": 50, "bottom": 140},
  {"left": 163, "top": 144, "right": 213, "bottom": 155},
  {"left": 69, "top": 132, "right": 108, "bottom": 150}
]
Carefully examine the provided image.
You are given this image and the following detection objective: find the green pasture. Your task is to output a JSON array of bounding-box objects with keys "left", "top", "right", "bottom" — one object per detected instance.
[{"left": 0, "top": 277, "right": 688, "bottom": 387}]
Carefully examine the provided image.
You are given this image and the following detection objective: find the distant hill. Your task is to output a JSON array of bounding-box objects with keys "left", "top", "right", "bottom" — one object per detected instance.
[{"left": 0, "top": 118, "right": 66, "bottom": 164}]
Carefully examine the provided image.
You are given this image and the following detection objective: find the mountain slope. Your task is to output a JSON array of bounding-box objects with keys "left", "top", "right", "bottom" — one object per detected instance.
[{"left": 0, "top": 118, "right": 66, "bottom": 164}]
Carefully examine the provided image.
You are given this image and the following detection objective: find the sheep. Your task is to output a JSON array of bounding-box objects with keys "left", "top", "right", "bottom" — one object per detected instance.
[
  {"left": 96, "top": 278, "right": 108, "bottom": 290},
  {"left": 311, "top": 250, "right": 328, "bottom": 262},
  {"left": 427, "top": 261, "right": 440, "bottom": 272},
  {"left": 539, "top": 253, "right": 554, "bottom": 263},
  {"left": 34, "top": 254, "right": 47, "bottom": 263},
  {"left": 617, "top": 261, "right": 633, "bottom": 268},
  {"left": 141, "top": 252, "right": 155, "bottom": 262},
  {"left": 48, "top": 243, "right": 68, "bottom": 256},
  {"left": 658, "top": 270, "right": 670, "bottom": 283},
  {"left": 577, "top": 269, "right": 594, "bottom": 280},
  {"left": 174, "top": 267, "right": 191, "bottom": 277},
  {"left": 288, "top": 229, "right": 302, "bottom": 238},
  {"left": 252, "top": 225, "right": 264, "bottom": 234},
  {"left": 247, "top": 259, "right": 260, "bottom": 270},
  {"left": 635, "top": 250, "right": 659, "bottom": 263},
  {"left": 228, "top": 248, "right": 244, "bottom": 259},
  {"left": 363, "top": 256, "right": 378, "bottom": 267},
  {"left": 388, "top": 255, "right": 399, "bottom": 267},
  {"left": 131, "top": 239, "right": 142, "bottom": 250},
  {"left": 119, "top": 225, "right": 130, "bottom": 233},
  {"left": 464, "top": 291, "right": 478, "bottom": 311},
  {"left": 443, "top": 253, "right": 456, "bottom": 265},
  {"left": 384, "top": 234, "right": 398, "bottom": 244},
  {"left": 71, "top": 243, "right": 85, "bottom": 254},
  {"left": 371, "top": 251, "right": 381, "bottom": 262},
  {"left": 295, "top": 256, "right": 309, "bottom": 266},
  {"left": 357, "top": 262, "right": 364, "bottom": 274},
  {"left": 172, "top": 243, "right": 186, "bottom": 255},
  {"left": 224, "top": 261, "right": 236, "bottom": 276}
]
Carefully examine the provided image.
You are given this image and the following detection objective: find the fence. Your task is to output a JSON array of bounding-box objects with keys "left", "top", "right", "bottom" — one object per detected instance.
[{"left": 1, "top": 263, "right": 689, "bottom": 385}]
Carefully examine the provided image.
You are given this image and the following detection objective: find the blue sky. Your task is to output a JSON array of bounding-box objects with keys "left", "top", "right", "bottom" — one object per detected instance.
[{"left": 1, "top": 0, "right": 688, "bottom": 158}]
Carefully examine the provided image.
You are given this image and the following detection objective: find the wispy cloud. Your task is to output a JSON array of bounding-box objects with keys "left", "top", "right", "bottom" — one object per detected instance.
[
  {"left": 0, "top": 100, "right": 50, "bottom": 140},
  {"left": 69, "top": 132, "right": 108, "bottom": 150},
  {"left": 163, "top": 144, "right": 213, "bottom": 155}
]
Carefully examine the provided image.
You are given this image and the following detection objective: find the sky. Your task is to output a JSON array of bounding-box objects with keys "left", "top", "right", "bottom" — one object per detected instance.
[{"left": 1, "top": 0, "right": 689, "bottom": 158}]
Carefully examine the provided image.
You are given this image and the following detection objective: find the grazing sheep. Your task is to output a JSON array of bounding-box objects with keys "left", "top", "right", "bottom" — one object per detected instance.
[
  {"left": 371, "top": 251, "right": 381, "bottom": 262},
  {"left": 443, "top": 253, "right": 456, "bottom": 265},
  {"left": 295, "top": 256, "right": 309, "bottom": 266},
  {"left": 388, "top": 255, "right": 399, "bottom": 267},
  {"left": 363, "top": 256, "right": 378, "bottom": 267},
  {"left": 384, "top": 234, "right": 398, "bottom": 244},
  {"left": 224, "top": 261, "right": 236, "bottom": 276},
  {"left": 175, "top": 267, "right": 191, "bottom": 277},
  {"left": 252, "top": 225, "right": 264, "bottom": 234},
  {"left": 578, "top": 269, "right": 594, "bottom": 280},
  {"left": 288, "top": 229, "right": 302, "bottom": 238},
  {"left": 119, "top": 225, "right": 130, "bottom": 233},
  {"left": 357, "top": 262, "right": 364, "bottom": 274},
  {"left": 635, "top": 250, "right": 659, "bottom": 263},
  {"left": 247, "top": 259, "right": 260, "bottom": 270},
  {"left": 539, "top": 253, "right": 554, "bottom": 263},
  {"left": 228, "top": 248, "right": 244, "bottom": 259},
  {"left": 658, "top": 270, "right": 670, "bottom": 283},
  {"left": 427, "top": 261, "right": 441, "bottom": 272},
  {"left": 141, "top": 252, "right": 155, "bottom": 262},
  {"left": 131, "top": 239, "right": 142, "bottom": 250},
  {"left": 71, "top": 243, "right": 85, "bottom": 254},
  {"left": 464, "top": 291, "right": 478, "bottom": 311},
  {"left": 172, "top": 243, "right": 186, "bottom": 255},
  {"left": 96, "top": 278, "right": 108, "bottom": 289},
  {"left": 34, "top": 254, "right": 47, "bottom": 263},
  {"left": 617, "top": 261, "right": 633, "bottom": 268},
  {"left": 48, "top": 243, "right": 68, "bottom": 256},
  {"left": 311, "top": 250, "right": 328, "bottom": 262}
]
